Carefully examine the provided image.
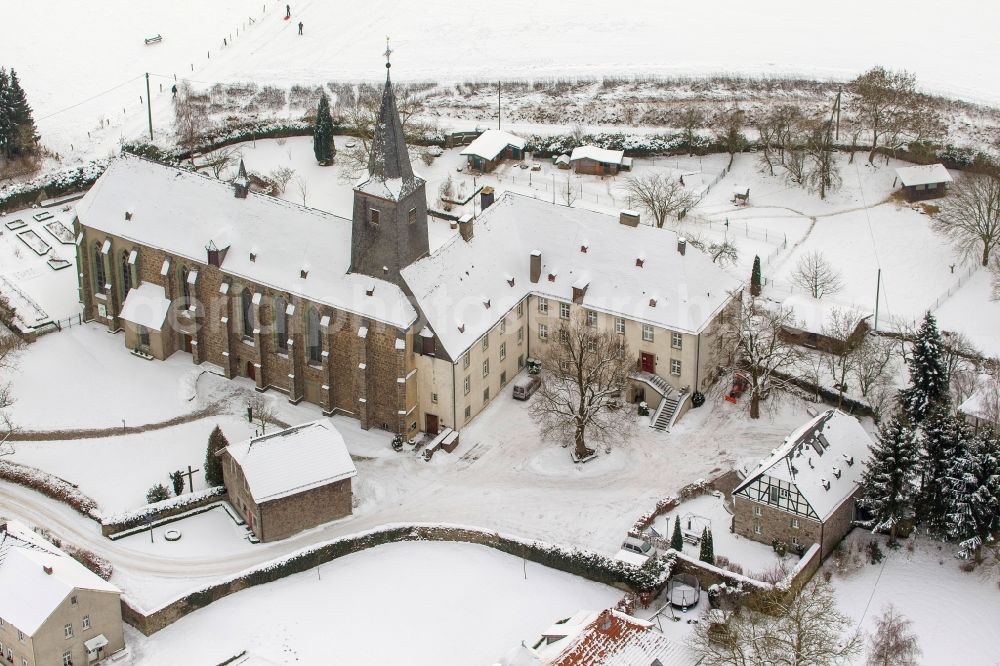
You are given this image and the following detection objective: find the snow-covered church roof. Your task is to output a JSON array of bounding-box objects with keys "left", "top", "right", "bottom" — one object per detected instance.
[
  {"left": 0, "top": 521, "right": 120, "bottom": 635},
  {"left": 76, "top": 156, "right": 416, "bottom": 329},
  {"left": 734, "top": 410, "right": 874, "bottom": 521},
  {"left": 401, "top": 193, "right": 742, "bottom": 358},
  {"left": 226, "top": 419, "right": 357, "bottom": 504}
]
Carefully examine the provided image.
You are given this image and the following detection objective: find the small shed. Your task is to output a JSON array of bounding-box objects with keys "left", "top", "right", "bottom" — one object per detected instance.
[
  {"left": 460, "top": 129, "right": 526, "bottom": 172},
  {"left": 895, "top": 164, "right": 952, "bottom": 201},
  {"left": 779, "top": 295, "right": 871, "bottom": 355},
  {"left": 222, "top": 419, "right": 357, "bottom": 542},
  {"left": 554, "top": 154, "right": 571, "bottom": 169},
  {"left": 569, "top": 145, "right": 630, "bottom": 175}
]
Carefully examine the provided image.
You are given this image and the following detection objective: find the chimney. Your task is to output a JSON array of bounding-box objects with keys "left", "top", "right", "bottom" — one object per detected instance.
[
  {"left": 529, "top": 250, "right": 542, "bottom": 283},
  {"left": 206, "top": 240, "right": 228, "bottom": 267},
  {"left": 572, "top": 278, "right": 589, "bottom": 304},
  {"left": 619, "top": 210, "right": 640, "bottom": 227},
  {"left": 480, "top": 186, "right": 495, "bottom": 210},
  {"left": 458, "top": 213, "right": 474, "bottom": 242},
  {"left": 677, "top": 238, "right": 687, "bottom": 255}
]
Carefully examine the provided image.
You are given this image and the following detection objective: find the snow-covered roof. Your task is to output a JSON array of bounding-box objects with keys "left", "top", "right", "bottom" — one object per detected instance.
[
  {"left": 734, "top": 410, "right": 874, "bottom": 521},
  {"left": 781, "top": 294, "right": 871, "bottom": 334},
  {"left": 0, "top": 521, "right": 120, "bottom": 635},
  {"left": 76, "top": 156, "right": 416, "bottom": 329},
  {"left": 527, "top": 609, "right": 696, "bottom": 665},
  {"left": 569, "top": 145, "right": 625, "bottom": 165},
  {"left": 401, "top": 193, "right": 742, "bottom": 358},
  {"left": 226, "top": 419, "right": 357, "bottom": 504},
  {"left": 461, "top": 130, "right": 527, "bottom": 161},
  {"left": 118, "top": 282, "right": 171, "bottom": 330},
  {"left": 895, "top": 164, "right": 953, "bottom": 187},
  {"left": 959, "top": 375, "right": 999, "bottom": 423}
]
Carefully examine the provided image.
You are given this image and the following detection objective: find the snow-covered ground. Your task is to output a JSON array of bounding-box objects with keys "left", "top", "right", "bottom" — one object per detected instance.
[
  {"left": 7, "top": 416, "right": 256, "bottom": 512},
  {"left": 650, "top": 493, "right": 784, "bottom": 577},
  {"left": 126, "top": 541, "right": 622, "bottom": 666},
  {"left": 826, "top": 530, "right": 1000, "bottom": 666},
  {"left": 113, "top": 504, "right": 255, "bottom": 559},
  {"left": 936, "top": 268, "right": 1000, "bottom": 357}
]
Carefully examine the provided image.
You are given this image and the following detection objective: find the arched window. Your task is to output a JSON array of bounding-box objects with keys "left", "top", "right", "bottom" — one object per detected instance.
[
  {"left": 93, "top": 242, "right": 106, "bottom": 291},
  {"left": 119, "top": 250, "right": 133, "bottom": 300},
  {"left": 307, "top": 307, "right": 321, "bottom": 364},
  {"left": 274, "top": 296, "right": 288, "bottom": 353},
  {"left": 241, "top": 288, "right": 254, "bottom": 339},
  {"left": 179, "top": 266, "right": 190, "bottom": 308}
]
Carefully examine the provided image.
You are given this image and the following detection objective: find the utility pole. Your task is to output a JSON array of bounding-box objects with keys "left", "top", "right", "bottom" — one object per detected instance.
[
  {"left": 497, "top": 80, "right": 501, "bottom": 130},
  {"left": 873, "top": 268, "right": 882, "bottom": 331},
  {"left": 145, "top": 73, "right": 153, "bottom": 141}
]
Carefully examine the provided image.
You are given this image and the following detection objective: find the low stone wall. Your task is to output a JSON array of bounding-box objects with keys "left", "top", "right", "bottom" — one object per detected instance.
[
  {"left": 101, "top": 488, "right": 227, "bottom": 537},
  {"left": 122, "top": 523, "right": 676, "bottom": 636}
]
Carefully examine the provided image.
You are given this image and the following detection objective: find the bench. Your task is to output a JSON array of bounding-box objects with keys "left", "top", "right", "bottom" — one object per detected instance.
[
  {"left": 144, "top": 34, "right": 162, "bottom": 45},
  {"left": 682, "top": 531, "right": 701, "bottom": 546},
  {"left": 422, "top": 427, "right": 455, "bottom": 461}
]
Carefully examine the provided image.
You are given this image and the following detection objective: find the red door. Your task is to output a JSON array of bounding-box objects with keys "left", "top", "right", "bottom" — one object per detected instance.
[
  {"left": 425, "top": 414, "right": 439, "bottom": 435},
  {"left": 641, "top": 352, "right": 655, "bottom": 374}
]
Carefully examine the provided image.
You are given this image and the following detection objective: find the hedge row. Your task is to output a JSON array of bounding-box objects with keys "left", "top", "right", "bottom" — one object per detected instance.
[
  {"left": 0, "top": 160, "right": 108, "bottom": 212},
  {"left": 0, "top": 460, "right": 101, "bottom": 520},
  {"left": 101, "top": 487, "right": 227, "bottom": 536}
]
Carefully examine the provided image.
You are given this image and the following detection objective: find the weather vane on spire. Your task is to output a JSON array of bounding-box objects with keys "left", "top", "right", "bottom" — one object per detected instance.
[{"left": 384, "top": 36, "right": 393, "bottom": 69}]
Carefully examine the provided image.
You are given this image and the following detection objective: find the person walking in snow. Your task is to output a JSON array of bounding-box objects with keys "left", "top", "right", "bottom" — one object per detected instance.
[
  {"left": 285, "top": 4, "right": 291, "bottom": 18},
  {"left": 298, "top": 21, "right": 303, "bottom": 35},
  {"left": 171, "top": 84, "right": 177, "bottom": 98}
]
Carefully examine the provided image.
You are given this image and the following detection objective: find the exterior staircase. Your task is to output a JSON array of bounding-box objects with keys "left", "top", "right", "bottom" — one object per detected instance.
[{"left": 650, "top": 393, "right": 680, "bottom": 431}]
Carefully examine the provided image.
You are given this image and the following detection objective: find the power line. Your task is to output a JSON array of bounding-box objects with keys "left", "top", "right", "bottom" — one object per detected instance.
[{"left": 37, "top": 74, "right": 145, "bottom": 121}]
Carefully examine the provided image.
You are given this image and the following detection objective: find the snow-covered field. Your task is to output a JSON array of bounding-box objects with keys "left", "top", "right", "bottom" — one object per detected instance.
[
  {"left": 127, "top": 541, "right": 622, "bottom": 666},
  {"left": 826, "top": 530, "right": 1000, "bottom": 666}
]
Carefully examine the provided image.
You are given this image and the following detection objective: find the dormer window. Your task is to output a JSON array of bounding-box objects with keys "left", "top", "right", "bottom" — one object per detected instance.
[
  {"left": 483, "top": 298, "right": 491, "bottom": 309},
  {"left": 506, "top": 277, "right": 515, "bottom": 287},
  {"left": 635, "top": 257, "right": 644, "bottom": 267},
  {"left": 457, "top": 322, "right": 465, "bottom": 333},
  {"left": 580, "top": 245, "right": 588, "bottom": 253},
  {"left": 124, "top": 211, "right": 133, "bottom": 221},
  {"left": 365, "top": 284, "right": 375, "bottom": 297},
  {"left": 649, "top": 298, "right": 657, "bottom": 308},
  {"left": 300, "top": 269, "right": 309, "bottom": 279},
  {"left": 249, "top": 252, "right": 257, "bottom": 263},
  {"left": 548, "top": 273, "right": 556, "bottom": 282}
]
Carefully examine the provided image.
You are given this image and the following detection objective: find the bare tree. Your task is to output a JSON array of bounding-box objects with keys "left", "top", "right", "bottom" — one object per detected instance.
[
  {"left": 691, "top": 576, "right": 862, "bottom": 666},
  {"left": 439, "top": 174, "right": 455, "bottom": 211},
  {"left": 293, "top": 174, "right": 310, "bottom": 206},
  {"left": 933, "top": 172, "right": 1000, "bottom": 267},
  {"left": 784, "top": 147, "right": 809, "bottom": 186},
  {"left": 853, "top": 334, "right": 899, "bottom": 419},
  {"left": 805, "top": 119, "right": 842, "bottom": 200},
  {"left": 792, "top": 251, "right": 844, "bottom": 299},
  {"left": 530, "top": 314, "right": 635, "bottom": 460},
  {"left": 867, "top": 605, "right": 922, "bottom": 666},
  {"left": 560, "top": 176, "right": 578, "bottom": 207},
  {"left": 940, "top": 330, "right": 982, "bottom": 408},
  {"left": 687, "top": 234, "right": 739, "bottom": 267},
  {"left": 247, "top": 393, "right": 278, "bottom": 435},
  {"left": 202, "top": 145, "right": 242, "bottom": 179},
  {"left": 755, "top": 105, "right": 802, "bottom": 176},
  {"left": 0, "top": 327, "right": 26, "bottom": 449},
  {"left": 678, "top": 108, "right": 705, "bottom": 156},
  {"left": 269, "top": 167, "right": 295, "bottom": 194},
  {"left": 719, "top": 297, "right": 802, "bottom": 419},
  {"left": 173, "top": 81, "right": 211, "bottom": 152},
  {"left": 713, "top": 106, "right": 748, "bottom": 170},
  {"left": 620, "top": 173, "right": 695, "bottom": 228},
  {"left": 823, "top": 307, "right": 864, "bottom": 408},
  {"left": 849, "top": 66, "right": 923, "bottom": 165}
]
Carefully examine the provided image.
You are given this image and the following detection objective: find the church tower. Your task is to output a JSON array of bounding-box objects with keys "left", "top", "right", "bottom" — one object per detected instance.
[{"left": 350, "top": 43, "right": 430, "bottom": 285}]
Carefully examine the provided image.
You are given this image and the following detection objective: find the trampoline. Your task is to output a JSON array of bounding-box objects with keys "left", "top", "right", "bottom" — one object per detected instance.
[{"left": 666, "top": 573, "right": 701, "bottom": 610}]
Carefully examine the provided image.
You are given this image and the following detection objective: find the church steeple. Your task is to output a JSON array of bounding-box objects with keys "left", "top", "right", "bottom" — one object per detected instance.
[{"left": 349, "top": 41, "right": 430, "bottom": 285}]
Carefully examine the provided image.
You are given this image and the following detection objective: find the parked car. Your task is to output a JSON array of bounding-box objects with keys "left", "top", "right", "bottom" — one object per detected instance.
[
  {"left": 614, "top": 536, "right": 659, "bottom": 566},
  {"left": 512, "top": 374, "right": 541, "bottom": 400}
]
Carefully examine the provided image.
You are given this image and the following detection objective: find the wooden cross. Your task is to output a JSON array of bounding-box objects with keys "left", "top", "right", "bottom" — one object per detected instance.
[{"left": 184, "top": 464, "right": 201, "bottom": 493}]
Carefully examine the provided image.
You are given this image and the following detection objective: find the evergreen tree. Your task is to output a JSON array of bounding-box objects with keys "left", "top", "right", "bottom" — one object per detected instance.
[
  {"left": 4, "top": 69, "right": 38, "bottom": 158},
  {"left": 750, "top": 255, "right": 762, "bottom": 297},
  {"left": 899, "top": 311, "right": 949, "bottom": 426},
  {"left": 699, "top": 527, "right": 715, "bottom": 564},
  {"left": 945, "top": 430, "right": 1000, "bottom": 562},
  {"left": 670, "top": 515, "right": 684, "bottom": 551},
  {"left": 146, "top": 483, "right": 170, "bottom": 504},
  {"left": 0, "top": 68, "right": 10, "bottom": 158},
  {"left": 917, "top": 406, "right": 973, "bottom": 533},
  {"left": 859, "top": 414, "right": 920, "bottom": 545},
  {"left": 312, "top": 92, "right": 335, "bottom": 166},
  {"left": 170, "top": 470, "right": 185, "bottom": 496},
  {"left": 204, "top": 425, "right": 229, "bottom": 487}
]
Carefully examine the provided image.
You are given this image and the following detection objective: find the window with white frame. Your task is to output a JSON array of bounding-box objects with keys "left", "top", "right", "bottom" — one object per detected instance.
[
  {"left": 500, "top": 319, "right": 506, "bottom": 334},
  {"left": 64, "top": 624, "right": 73, "bottom": 639},
  {"left": 586, "top": 310, "right": 597, "bottom": 327},
  {"left": 559, "top": 302, "right": 570, "bottom": 319},
  {"left": 791, "top": 536, "right": 800, "bottom": 546},
  {"left": 63, "top": 652, "right": 72, "bottom": 666},
  {"left": 642, "top": 324, "right": 654, "bottom": 342},
  {"left": 500, "top": 371, "right": 507, "bottom": 385},
  {"left": 500, "top": 342, "right": 507, "bottom": 361},
  {"left": 483, "top": 387, "right": 490, "bottom": 403},
  {"left": 792, "top": 518, "right": 799, "bottom": 529},
  {"left": 464, "top": 406, "right": 471, "bottom": 419},
  {"left": 560, "top": 359, "right": 571, "bottom": 372},
  {"left": 671, "top": 332, "right": 682, "bottom": 349},
  {"left": 82, "top": 615, "right": 90, "bottom": 630},
  {"left": 463, "top": 352, "right": 470, "bottom": 369},
  {"left": 754, "top": 524, "right": 762, "bottom": 535},
  {"left": 431, "top": 393, "right": 438, "bottom": 404},
  {"left": 587, "top": 339, "right": 596, "bottom": 352},
  {"left": 464, "top": 376, "right": 470, "bottom": 395},
  {"left": 517, "top": 327, "right": 523, "bottom": 343},
  {"left": 671, "top": 359, "right": 682, "bottom": 376},
  {"left": 615, "top": 317, "right": 625, "bottom": 334},
  {"left": 482, "top": 334, "right": 489, "bottom": 351},
  {"left": 538, "top": 297, "right": 548, "bottom": 314},
  {"left": 517, "top": 302, "right": 523, "bottom": 318},
  {"left": 560, "top": 328, "right": 569, "bottom": 343},
  {"left": 71, "top": 596, "right": 77, "bottom": 606},
  {"left": 483, "top": 359, "right": 490, "bottom": 377},
  {"left": 753, "top": 506, "right": 762, "bottom": 516},
  {"left": 538, "top": 324, "right": 548, "bottom": 340}
]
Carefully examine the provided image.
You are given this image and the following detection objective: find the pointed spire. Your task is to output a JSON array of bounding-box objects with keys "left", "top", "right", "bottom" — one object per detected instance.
[{"left": 367, "top": 38, "right": 414, "bottom": 184}]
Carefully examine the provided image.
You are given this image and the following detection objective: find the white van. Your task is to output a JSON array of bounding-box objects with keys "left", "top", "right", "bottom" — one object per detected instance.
[
  {"left": 512, "top": 375, "right": 541, "bottom": 400},
  {"left": 614, "top": 536, "right": 658, "bottom": 566}
]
